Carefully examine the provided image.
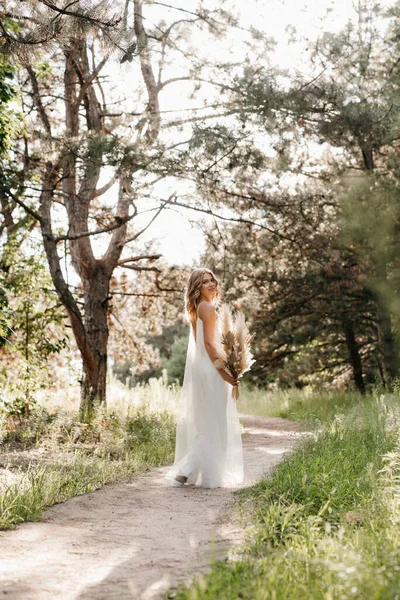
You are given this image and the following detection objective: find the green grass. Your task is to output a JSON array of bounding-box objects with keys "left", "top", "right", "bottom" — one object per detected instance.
[
  {"left": 0, "top": 438, "right": 174, "bottom": 530},
  {"left": 173, "top": 391, "right": 400, "bottom": 600},
  {"left": 238, "top": 384, "right": 380, "bottom": 424},
  {"left": 0, "top": 396, "right": 176, "bottom": 530}
]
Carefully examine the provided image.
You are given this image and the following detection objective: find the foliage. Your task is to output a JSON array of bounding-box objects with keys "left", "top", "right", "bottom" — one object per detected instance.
[
  {"left": 338, "top": 175, "right": 400, "bottom": 320},
  {"left": 0, "top": 245, "right": 68, "bottom": 415},
  {"left": 237, "top": 386, "right": 365, "bottom": 425},
  {"left": 161, "top": 333, "right": 189, "bottom": 385},
  {"left": 0, "top": 21, "right": 22, "bottom": 155},
  {"left": 202, "top": 207, "right": 376, "bottom": 390},
  {"left": 2, "top": 0, "right": 400, "bottom": 400},
  {"left": 109, "top": 271, "right": 188, "bottom": 386},
  {"left": 0, "top": 285, "right": 13, "bottom": 347},
  {"left": 0, "top": 2, "right": 125, "bottom": 61},
  {"left": 0, "top": 398, "right": 175, "bottom": 529},
  {"left": 112, "top": 315, "right": 189, "bottom": 386},
  {"left": 2, "top": 0, "right": 242, "bottom": 410},
  {"left": 0, "top": 62, "right": 17, "bottom": 156}
]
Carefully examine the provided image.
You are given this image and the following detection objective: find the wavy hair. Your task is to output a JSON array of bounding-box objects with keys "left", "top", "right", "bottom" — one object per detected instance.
[{"left": 185, "top": 268, "right": 221, "bottom": 322}]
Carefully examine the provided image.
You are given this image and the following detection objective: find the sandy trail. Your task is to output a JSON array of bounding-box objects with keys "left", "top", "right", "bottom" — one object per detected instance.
[{"left": 0, "top": 415, "right": 303, "bottom": 600}]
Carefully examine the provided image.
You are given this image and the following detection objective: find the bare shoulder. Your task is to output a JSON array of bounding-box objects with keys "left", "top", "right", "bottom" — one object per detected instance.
[{"left": 198, "top": 301, "right": 216, "bottom": 321}]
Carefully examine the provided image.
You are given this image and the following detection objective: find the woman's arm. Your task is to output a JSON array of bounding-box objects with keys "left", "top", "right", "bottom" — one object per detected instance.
[{"left": 199, "top": 302, "right": 238, "bottom": 387}]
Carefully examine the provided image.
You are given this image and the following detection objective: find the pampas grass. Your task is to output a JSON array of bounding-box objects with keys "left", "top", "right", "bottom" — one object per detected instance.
[{"left": 214, "top": 304, "right": 255, "bottom": 399}]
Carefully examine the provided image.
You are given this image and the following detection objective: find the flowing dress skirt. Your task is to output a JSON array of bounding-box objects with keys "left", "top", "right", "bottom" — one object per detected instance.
[{"left": 165, "top": 318, "right": 243, "bottom": 489}]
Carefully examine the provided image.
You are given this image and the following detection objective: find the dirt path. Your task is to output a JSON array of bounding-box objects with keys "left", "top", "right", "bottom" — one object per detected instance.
[{"left": 0, "top": 415, "right": 304, "bottom": 600}]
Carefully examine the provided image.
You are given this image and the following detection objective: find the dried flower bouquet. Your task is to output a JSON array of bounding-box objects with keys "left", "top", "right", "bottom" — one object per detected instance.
[{"left": 213, "top": 304, "right": 255, "bottom": 400}]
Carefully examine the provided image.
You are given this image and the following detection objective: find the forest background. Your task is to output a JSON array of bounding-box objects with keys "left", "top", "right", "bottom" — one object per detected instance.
[
  {"left": 1, "top": 0, "right": 400, "bottom": 416},
  {"left": 3, "top": 4, "right": 400, "bottom": 597}
]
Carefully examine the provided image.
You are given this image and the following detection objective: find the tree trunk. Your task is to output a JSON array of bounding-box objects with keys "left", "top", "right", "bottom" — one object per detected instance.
[
  {"left": 80, "top": 266, "right": 110, "bottom": 415},
  {"left": 374, "top": 354, "right": 386, "bottom": 387},
  {"left": 343, "top": 320, "right": 365, "bottom": 394},
  {"left": 372, "top": 261, "right": 400, "bottom": 386},
  {"left": 376, "top": 301, "right": 399, "bottom": 384},
  {"left": 359, "top": 154, "right": 399, "bottom": 386},
  {"left": 361, "top": 147, "right": 374, "bottom": 171}
]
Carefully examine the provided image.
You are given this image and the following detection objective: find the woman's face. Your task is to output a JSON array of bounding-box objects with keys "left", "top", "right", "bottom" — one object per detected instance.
[{"left": 200, "top": 272, "right": 217, "bottom": 299}]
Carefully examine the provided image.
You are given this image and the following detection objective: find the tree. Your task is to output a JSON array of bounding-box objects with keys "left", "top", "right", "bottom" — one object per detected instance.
[
  {"left": 4, "top": 0, "right": 239, "bottom": 415},
  {"left": 0, "top": 22, "right": 33, "bottom": 351},
  {"left": 200, "top": 182, "right": 380, "bottom": 393},
  {"left": 168, "top": 1, "right": 398, "bottom": 390},
  {"left": 0, "top": 1, "right": 123, "bottom": 58},
  {"left": 227, "top": 1, "right": 400, "bottom": 384},
  {"left": 142, "top": 0, "right": 400, "bottom": 391},
  {"left": 0, "top": 246, "right": 67, "bottom": 415},
  {"left": 0, "top": 20, "right": 28, "bottom": 268}
]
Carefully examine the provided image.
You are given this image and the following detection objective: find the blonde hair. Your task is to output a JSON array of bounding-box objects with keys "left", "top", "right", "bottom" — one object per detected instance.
[{"left": 185, "top": 268, "right": 221, "bottom": 322}]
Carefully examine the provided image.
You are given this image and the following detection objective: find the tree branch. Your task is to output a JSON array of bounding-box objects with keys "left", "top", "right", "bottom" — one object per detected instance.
[
  {"left": 111, "top": 291, "right": 164, "bottom": 297},
  {"left": 102, "top": 174, "right": 132, "bottom": 275},
  {"left": 93, "top": 176, "right": 117, "bottom": 198},
  {"left": 162, "top": 197, "right": 298, "bottom": 243},
  {"left": 118, "top": 254, "right": 162, "bottom": 266},
  {"left": 151, "top": 3, "right": 225, "bottom": 33},
  {"left": 118, "top": 264, "right": 161, "bottom": 272},
  {"left": 134, "top": 0, "right": 161, "bottom": 142},
  {"left": 26, "top": 65, "right": 52, "bottom": 136},
  {"left": 40, "top": 0, "right": 122, "bottom": 28},
  {"left": 74, "top": 55, "right": 108, "bottom": 111},
  {"left": 53, "top": 214, "right": 135, "bottom": 242},
  {"left": 125, "top": 199, "right": 169, "bottom": 244},
  {"left": 7, "top": 190, "right": 43, "bottom": 223}
]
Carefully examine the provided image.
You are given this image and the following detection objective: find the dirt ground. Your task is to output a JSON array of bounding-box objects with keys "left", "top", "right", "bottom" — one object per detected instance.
[{"left": 0, "top": 415, "right": 304, "bottom": 600}]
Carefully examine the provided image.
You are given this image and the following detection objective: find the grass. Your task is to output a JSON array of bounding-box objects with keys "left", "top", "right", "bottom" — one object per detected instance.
[
  {"left": 4, "top": 377, "right": 400, "bottom": 598},
  {"left": 173, "top": 390, "right": 400, "bottom": 600},
  {"left": 0, "top": 378, "right": 176, "bottom": 530},
  {"left": 0, "top": 436, "right": 174, "bottom": 530},
  {"left": 237, "top": 384, "right": 369, "bottom": 424},
  {"left": 34, "top": 373, "right": 182, "bottom": 418}
]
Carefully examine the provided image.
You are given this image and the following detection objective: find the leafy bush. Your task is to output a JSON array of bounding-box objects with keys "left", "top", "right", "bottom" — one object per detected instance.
[{"left": 162, "top": 334, "right": 189, "bottom": 384}]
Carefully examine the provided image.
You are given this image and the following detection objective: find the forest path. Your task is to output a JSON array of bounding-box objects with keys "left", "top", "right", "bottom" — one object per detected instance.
[{"left": 0, "top": 415, "right": 304, "bottom": 600}]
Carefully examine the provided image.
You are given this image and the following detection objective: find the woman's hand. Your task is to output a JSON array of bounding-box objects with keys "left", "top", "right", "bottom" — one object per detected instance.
[
  {"left": 219, "top": 370, "right": 239, "bottom": 388},
  {"left": 229, "top": 376, "right": 239, "bottom": 388}
]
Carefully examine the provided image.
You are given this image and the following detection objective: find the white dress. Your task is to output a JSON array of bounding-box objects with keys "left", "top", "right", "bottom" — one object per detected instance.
[{"left": 165, "top": 308, "right": 243, "bottom": 488}]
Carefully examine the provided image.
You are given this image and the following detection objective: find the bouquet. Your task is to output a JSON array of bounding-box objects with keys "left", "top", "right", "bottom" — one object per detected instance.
[{"left": 213, "top": 304, "right": 255, "bottom": 400}]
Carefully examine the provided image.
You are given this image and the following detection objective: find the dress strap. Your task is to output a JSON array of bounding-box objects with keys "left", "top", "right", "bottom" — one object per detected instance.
[{"left": 197, "top": 300, "right": 207, "bottom": 318}]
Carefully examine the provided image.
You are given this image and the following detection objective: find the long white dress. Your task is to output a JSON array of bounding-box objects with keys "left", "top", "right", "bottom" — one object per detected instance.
[{"left": 165, "top": 310, "right": 243, "bottom": 489}]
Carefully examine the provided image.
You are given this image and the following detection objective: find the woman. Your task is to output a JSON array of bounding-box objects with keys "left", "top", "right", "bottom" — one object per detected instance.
[{"left": 165, "top": 268, "right": 244, "bottom": 489}]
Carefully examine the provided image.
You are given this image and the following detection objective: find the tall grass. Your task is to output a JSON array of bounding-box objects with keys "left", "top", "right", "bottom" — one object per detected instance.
[
  {"left": 35, "top": 373, "right": 181, "bottom": 418},
  {"left": 238, "top": 384, "right": 386, "bottom": 424},
  {"left": 0, "top": 378, "right": 177, "bottom": 530},
  {"left": 174, "top": 391, "right": 400, "bottom": 600},
  {"left": 0, "top": 435, "right": 174, "bottom": 530}
]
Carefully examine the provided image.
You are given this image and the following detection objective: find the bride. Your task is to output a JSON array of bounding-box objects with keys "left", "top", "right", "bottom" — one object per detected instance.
[{"left": 165, "top": 268, "right": 243, "bottom": 489}]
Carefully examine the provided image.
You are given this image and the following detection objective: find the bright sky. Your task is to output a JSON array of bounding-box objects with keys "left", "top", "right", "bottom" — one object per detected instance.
[{"left": 132, "top": 0, "right": 392, "bottom": 266}]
